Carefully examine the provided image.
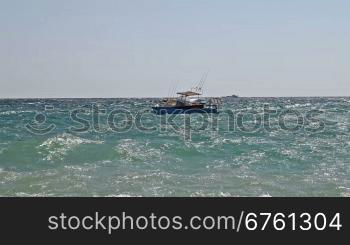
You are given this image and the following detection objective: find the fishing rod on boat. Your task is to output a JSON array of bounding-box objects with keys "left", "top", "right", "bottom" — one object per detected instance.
[
  {"left": 192, "top": 72, "right": 208, "bottom": 94},
  {"left": 171, "top": 81, "right": 179, "bottom": 98},
  {"left": 167, "top": 82, "right": 173, "bottom": 99}
]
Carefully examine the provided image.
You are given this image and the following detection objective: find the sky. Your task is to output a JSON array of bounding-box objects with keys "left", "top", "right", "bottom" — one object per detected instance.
[{"left": 0, "top": 0, "right": 349, "bottom": 98}]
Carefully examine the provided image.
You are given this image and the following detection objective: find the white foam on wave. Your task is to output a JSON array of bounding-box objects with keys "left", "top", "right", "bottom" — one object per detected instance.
[
  {"left": 210, "top": 137, "right": 242, "bottom": 147},
  {"left": 105, "top": 194, "right": 142, "bottom": 197},
  {"left": 259, "top": 193, "right": 272, "bottom": 197},
  {"left": 338, "top": 186, "right": 350, "bottom": 197},
  {"left": 0, "top": 110, "right": 16, "bottom": 115},
  {"left": 38, "top": 133, "right": 103, "bottom": 161},
  {"left": 219, "top": 192, "right": 232, "bottom": 197},
  {"left": 285, "top": 103, "right": 312, "bottom": 109},
  {"left": 15, "top": 192, "right": 54, "bottom": 197},
  {"left": 0, "top": 110, "right": 33, "bottom": 115},
  {"left": 0, "top": 147, "right": 7, "bottom": 155},
  {"left": 116, "top": 139, "right": 162, "bottom": 162}
]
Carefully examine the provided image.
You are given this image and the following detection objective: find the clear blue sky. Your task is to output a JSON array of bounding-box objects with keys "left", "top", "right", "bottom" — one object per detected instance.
[{"left": 0, "top": 0, "right": 349, "bottom": 98}]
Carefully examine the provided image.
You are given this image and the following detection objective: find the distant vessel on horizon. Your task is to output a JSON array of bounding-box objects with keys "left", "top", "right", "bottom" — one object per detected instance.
[{"left": 223, "top": 94, "right": 239, "bottom": 98}]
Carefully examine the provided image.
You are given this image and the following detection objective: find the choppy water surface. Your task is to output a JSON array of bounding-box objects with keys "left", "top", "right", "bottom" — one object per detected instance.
[{"left": 0, "top": 97, "right": 349, "bottom": 197}]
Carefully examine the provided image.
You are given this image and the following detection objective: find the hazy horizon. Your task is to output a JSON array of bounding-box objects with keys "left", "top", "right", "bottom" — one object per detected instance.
[
  {"left": 1, "top": 0, "right": 349, "bottom": 98},
  {"left": 1, "top": 95, "right": 349, "bottom": 100}
]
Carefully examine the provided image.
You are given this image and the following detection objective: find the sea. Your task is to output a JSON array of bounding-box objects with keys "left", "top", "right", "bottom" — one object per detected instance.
[{"left": 0, "top": 97, "right": 349, "bottom": 197}]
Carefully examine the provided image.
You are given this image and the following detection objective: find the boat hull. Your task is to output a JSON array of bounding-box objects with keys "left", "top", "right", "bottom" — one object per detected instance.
[{"left": 152, "top": 106, "right": 218, "bottom": 115}]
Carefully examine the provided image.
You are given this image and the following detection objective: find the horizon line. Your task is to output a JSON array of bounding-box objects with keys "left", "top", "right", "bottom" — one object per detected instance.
[{"left": 0, "top": 95, "right": 349, "bottom": 100}]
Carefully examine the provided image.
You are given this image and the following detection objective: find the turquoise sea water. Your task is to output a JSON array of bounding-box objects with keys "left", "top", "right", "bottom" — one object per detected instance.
[{"left": 0, "top": 97, "right": 349, "bottom": 197}]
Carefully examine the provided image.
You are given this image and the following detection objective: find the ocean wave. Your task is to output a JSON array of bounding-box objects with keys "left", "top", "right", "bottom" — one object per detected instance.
[
  {"left": 115, "top": 139, "right": 162, "bottom": 162},
  {"left": 38, "top": 133, "right": 103, "bottom": 161},
  {"left": 285, "top": 103, "right": 312, "bottom": 109},
  {"left": 0, "top": 110, "right": 33, "bottom": 115},
  {"left": 105, "top": 194, "right": 142, "bottom": 197},
  {"left": 259, "top": 193, "right": 272, "bottom": 197},
  {"left": 14, "top": 192, "right": 54, "bottom": 197},
  {"left": 0, "top": 147, "right": 7, "bottom": 155}
]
